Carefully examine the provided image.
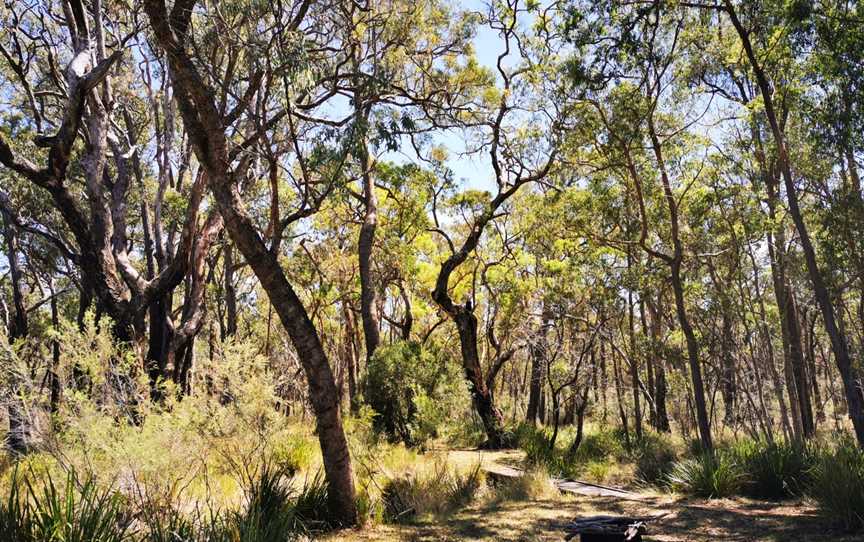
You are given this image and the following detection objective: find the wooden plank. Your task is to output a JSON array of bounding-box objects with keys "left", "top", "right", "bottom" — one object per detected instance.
[
  {"left": 555, "top": 479, "right": 645, "bottom": 501},
  {"left": 480, "top": 464, "right": 646, "bottom": 501}
]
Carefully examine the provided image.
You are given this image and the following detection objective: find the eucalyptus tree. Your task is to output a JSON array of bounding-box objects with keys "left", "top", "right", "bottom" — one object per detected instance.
[
  {"left": 564, "top": 1, "right": 716, "bottom": 450},
  {"left": 427, "top": 0, "right": 565, "bottom": 447},
  {"left": 0, "top": 1, "right": 225, "bottom": 398},
  {"left": 330, "top": 0, "right": 477, "bottom": 365},
  {"left": 142, "top": 0, "right": 376, "bottom": 523},
  {"left": 689, "top": 0, "right": 864, "bottom": 445}
]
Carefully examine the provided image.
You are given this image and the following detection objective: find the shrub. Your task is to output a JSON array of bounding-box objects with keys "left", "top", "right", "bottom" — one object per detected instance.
[
  {"left": 731, "top": 439, "right": 813, "bottom": 500},
  {"left": 808, "top": 438, "right": 864, "bottom": 531},
  {"left": 573, "top": 427, "right": 627, "bottom": 463},
  {"left": 516, "top": 424, "right": 626, "bottom": 480},
  {"left": 363, "top": 341, "right": 466, "bottom": 446},
  {"left": 516, "top": 423, "right": 556, "bottom": 466},
  {"left": 634, "top": 433, "right": 678, "bottom": 486},
  {"left": 667, "top": 452, "right": 743, "bottom": 498}
]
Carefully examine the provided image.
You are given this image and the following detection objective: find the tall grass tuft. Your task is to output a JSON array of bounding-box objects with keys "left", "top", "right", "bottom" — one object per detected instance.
[
  {"left": 0, "top": 468, "right": 30, "bottom": 542},
  {"left": 731, "top": 440, "right": 813, "bottom": 500},
  {"left": 0, "top": 468, "right": 133, "bottom": 542},
  {"left": 667, "top": 452, "right": 743, "bottom": 498},
  {"left": 381, "top": 462, "right": 485, "bottom": 522},
  {"left": 232, "top": 462, "right": 327, "bottom": 540},
  {"left": 808, "top": 438, "right": 864, "bottom": 531}
]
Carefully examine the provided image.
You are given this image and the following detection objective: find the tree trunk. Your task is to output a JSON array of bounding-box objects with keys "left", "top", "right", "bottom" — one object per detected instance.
[
  {"left": 671, "top": 259, "right": 713, "bottom": 452},
  {"left": 455, "top": 309, "right": 507, "bottom": 447},
  {"left": 2, "top": 214, "right": 30, "bottom": 454},
  {"left": 342, "top": 302, "right": 359, "bottom": 412},
  {"left": 612, "top": 343, "right": 631, "bottom": 448},
  {"left": 645, "top": 297, "right": 669, "bottom": 431},
  {"left": 526, "top": 304, "right": 551, "bottom": 425},
  {"left": 626, "top": 256, "right": 643, "bottom": 440},
  {"left": 224, "top": 243, "right": 238, "bottom": 339},
  {"left": 49, "top": 281, "right": 62, "bottom": 414},
  {"left": 646, "top": 116, "right": 712, "bottom": 451},
  {"left": 357, "top": 147, "right": 380, "bottom": 364},
  {"left": 143, "top": 0, "right": 357, "bottom": 523}
]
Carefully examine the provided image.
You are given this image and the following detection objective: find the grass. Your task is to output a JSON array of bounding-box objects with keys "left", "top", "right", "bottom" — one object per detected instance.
[
  {"left": 667, "top": 452, "right": 744, "bottom": 498},
  {"left": 381, "top": 461, "right": 486, "bottom": 522},
  {"left": 490, "top": 466, "right": 558, "bottom": 502},
  {"left": 730, "top": 439, "right": 814, "bottom": 500},
  {"left": 808, "top": 438, "right": 864, "bottom": 531},
  {"left": 0, "top": 468, "right": 132, "bottom": 542}
]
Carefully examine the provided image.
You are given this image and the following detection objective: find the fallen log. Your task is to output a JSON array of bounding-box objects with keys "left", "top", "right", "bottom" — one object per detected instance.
[{"left": 563, "top": 515, "right": 660, "bottom": 541}]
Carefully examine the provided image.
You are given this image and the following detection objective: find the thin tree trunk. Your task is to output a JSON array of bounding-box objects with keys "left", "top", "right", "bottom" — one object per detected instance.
[
  {"left": 223, "top": 243, "right": 238, "bottom": 339},
  {"left": 527, "top": 303, "right": 551, "bottom": 425},
  {"left": 2, "top": 214, "right": 30, "bottom": 454},
  {"left": 49, "top": 280, "right": 62, "bottom": 414},
  {"left": 646, "top": 297, "right": 670, "bottom": 431},
  {"left": 612, "top": 343, "right": 631, "bottom": 448},
  {"left": 626, "top": 254, "right": 643, "bottom": 439}
]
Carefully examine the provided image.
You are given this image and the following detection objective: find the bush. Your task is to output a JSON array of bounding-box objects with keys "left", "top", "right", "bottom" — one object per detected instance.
[
  {"left": 573, "top": 427, "right": 627, "bottom": 463},
  {"left": 634, "top": 433, "right": 678, "bottom": 486},
  {"left": 808, "top": 438, "right": 864, "bottom": 531},
  {"left": 515, "top": 423, "right": 556, "bottom": 467},
  {"left": 515, "top": 424, "right": 629, "bottom": 480},
  {"left": 667, "top": 452, "right": 743, "bottom": 498},
  {"left": 731, "top": 440, "right": 813, "bottom": 500},
  {"left": 363, "top": 341, "right": 466, "bottom": 446}
]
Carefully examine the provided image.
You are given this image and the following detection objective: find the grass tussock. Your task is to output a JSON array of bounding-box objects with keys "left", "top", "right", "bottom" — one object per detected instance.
[
  {"left": 491, "top": 466, "right": 558, "bottom": 502},
  {"left": 666, "top": 452, "right": 744, "bottom": 498},
  {"left": 729, "top": 440, "right": 814, "bottom": 500},
  {"left": 381, "top": 461, "right": 485, "bottom": 523},
  {"left": 808, "top": 438, "right": 864, "bottom": 531}
]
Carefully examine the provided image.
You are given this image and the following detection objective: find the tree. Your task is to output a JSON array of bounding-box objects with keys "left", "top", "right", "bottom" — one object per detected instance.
[{"left": 142, "top": 0, "right": 358, "bottom": 523}]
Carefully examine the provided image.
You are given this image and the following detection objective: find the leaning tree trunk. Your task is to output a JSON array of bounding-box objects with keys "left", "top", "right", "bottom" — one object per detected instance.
[{"left": 143, "top": 0, "right": 357, "bottom": 524}]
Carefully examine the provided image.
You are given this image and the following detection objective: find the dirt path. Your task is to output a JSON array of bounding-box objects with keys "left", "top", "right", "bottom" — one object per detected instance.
[{"left": 325, "top": 449, "right": 859, "bottom": 541}]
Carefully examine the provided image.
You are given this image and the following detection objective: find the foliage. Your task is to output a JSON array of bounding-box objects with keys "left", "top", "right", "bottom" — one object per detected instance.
[
  {"left": 808, "top": 438, "right": 864, "bottom": 531},
  {"left": 363, "top": 341, "right": 466, "bottom": 446},
  {"left": 633, "top": 433, "right": 679, "bottom": 486},
  {"left": 516, "top": 423, "right": 627, "bottom": 482},
  {"left": 667, "top": 452, "right": 744, "bottom": 498},
  {"left": 730, "top": 440, "right": 814, "bottom": 500}
]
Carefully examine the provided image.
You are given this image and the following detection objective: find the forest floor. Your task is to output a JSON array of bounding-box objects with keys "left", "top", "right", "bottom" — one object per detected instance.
[{"left": 324, "top": 449, "right": 859, "bottom": 542}]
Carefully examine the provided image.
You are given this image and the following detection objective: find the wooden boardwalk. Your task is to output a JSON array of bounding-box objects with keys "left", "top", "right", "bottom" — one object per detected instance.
[{"left": 483, "top": 463, "right": 646, "bottom": 501}]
